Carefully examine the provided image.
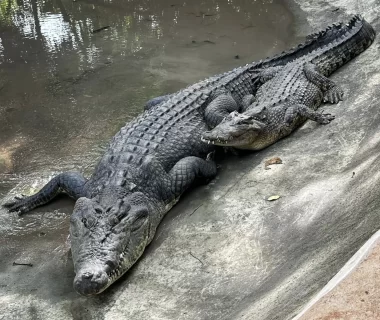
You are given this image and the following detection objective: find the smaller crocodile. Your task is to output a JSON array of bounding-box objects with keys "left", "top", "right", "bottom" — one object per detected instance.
[{"left": 202, "top": 16, "right": 375, "bottom": 150}]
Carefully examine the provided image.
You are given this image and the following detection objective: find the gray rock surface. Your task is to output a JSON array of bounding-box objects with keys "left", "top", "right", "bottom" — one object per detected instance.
[{"left": 2, "top": 0, "right": 380, "bottom": 319}]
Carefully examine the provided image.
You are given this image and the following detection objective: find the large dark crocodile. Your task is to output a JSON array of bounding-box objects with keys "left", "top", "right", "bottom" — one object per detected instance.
[
  {"left": 3, "top": 21, "right": 354, "bottom": 296},
  {"left": 202, "top": 16, "right": 375, "bottom": 149}
]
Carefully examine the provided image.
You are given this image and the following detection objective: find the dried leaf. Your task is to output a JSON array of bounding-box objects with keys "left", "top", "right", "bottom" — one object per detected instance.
[
  {"left": 264, "top": 157, "right": 283, "bottom": 170},
  {"left": 267, "top": 195, "right": 281, "bottom": 201}
]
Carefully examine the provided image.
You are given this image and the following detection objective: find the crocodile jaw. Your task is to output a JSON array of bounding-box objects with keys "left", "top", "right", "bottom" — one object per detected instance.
[
  {"left": 72, "top": 229, "right": 149, "bottom": 295},
  {"left": 202, "top": 126, "right": 258, "bottom": 147},
  {"left": 70, "top": 194, "right": 151, "bottom": 295}
]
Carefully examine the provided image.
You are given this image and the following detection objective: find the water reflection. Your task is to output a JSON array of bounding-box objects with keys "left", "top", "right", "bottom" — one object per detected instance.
[{"left": 0, "top": 0, "right": 293, "bottom": 76}]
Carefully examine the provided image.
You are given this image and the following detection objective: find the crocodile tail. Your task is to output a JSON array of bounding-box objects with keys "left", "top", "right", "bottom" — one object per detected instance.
[
  {"left": 257, "top": 18, "right": 353, "bottom": 68},
  {"left": 311, "top": 15, "right": 376, "bottom": 76},
  {"left": 305, "top": 22, "right": 346, "bottom": 42}
]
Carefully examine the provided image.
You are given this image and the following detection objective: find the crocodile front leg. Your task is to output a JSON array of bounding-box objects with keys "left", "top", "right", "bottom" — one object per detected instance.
[
  {"left": 169, "top": 155, "right": 217, "bottom": 197},
  {"left": 3, "top": 172, "right": 87, "bottom": 215},
  {"left": 285, "top": 104, "right": 335, "bottom": 125},
  {"left": 303, "top": 63, "right": 344, "bottom": 103}
]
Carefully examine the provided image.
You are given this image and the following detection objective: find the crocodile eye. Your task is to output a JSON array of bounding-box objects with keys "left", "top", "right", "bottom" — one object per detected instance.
[
  {"left": 130, "top": 207, "right": 148, "bottom": 231},
  {"left": 240, "top": 119, "right": 253, "bottom": 125},
  {"left": 117, "top": 210, "right": 128, "bottom": 220},
  {"left": 108, "top": 215, "right": 119, "bottom": 226},
  {"left": 95, "top": 207, "right": 102, "bottom": 214},
  {"left": 82, "top": 216, "right": 96, "bottom": 228}
]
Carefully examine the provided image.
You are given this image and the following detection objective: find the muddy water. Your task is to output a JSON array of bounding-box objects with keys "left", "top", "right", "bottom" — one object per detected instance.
[{"left": 0, "top": 0, "right": 296, "bottom": 306}]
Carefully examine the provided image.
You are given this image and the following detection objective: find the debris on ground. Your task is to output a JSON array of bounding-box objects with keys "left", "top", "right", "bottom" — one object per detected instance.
[
  {"left": 264, "top": 157, "right": 283, "bottom": 170},
  {"left": 267, "top": 195, "right": 281, "bottom": 201},
  {"left": 92, "top": 26, "right": 110, "bottom": 33},
  {"left": 13, "top": 262, "right": 33, "bottom": 267}
]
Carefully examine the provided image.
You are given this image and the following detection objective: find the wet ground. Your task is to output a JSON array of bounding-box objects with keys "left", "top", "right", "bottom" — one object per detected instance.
[{"left": 0, "top": 0, "right": 299, "bottom": 314}]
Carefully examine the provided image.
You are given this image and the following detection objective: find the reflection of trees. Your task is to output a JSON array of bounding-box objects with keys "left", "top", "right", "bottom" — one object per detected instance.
[
  {"left": 30, "top": 0, "right": 42, "bottom": 38},
  {"left": 0, "top": 0, "right": 276, "bottom": 76},
  {"left": 0, "top": 0, "right": 17, "bottom": 26}
]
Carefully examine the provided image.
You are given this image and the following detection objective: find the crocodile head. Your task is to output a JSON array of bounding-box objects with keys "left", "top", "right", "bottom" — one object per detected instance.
[
  {"left": 202, "top": 111, "right": 266, "bottom": 148},
  {"left": 70, "top": 191, "right": 151, "bottom": 295}
]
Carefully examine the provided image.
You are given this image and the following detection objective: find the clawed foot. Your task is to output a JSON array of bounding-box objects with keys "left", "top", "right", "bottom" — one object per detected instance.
[
  {"left": 3, "top": 195, "right": 34, "bottom": 215},
  {"left": 323, "top": 86, "right": 344, "bottom": 104},
  {"left": 317, "top": 111, "right": 335, "bottom": 124},
  {"left": 206, "top": 151, "right": 216, "bottom": 161}
]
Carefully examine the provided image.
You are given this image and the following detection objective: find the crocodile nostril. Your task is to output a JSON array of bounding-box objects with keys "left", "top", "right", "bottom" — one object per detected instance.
[
  {"left": 106, "top": 260, "right": 116, "bottom": 269},
  {"left": 82, "top": 272, "right": 93, "bottom": 279}
]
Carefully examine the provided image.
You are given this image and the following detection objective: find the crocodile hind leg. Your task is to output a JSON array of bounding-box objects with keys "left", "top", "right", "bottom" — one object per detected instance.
[
  {"left": 3, "top": 172, "right": 87, "bottom": 215},
  {"left": 303, "top": 63, "right": 344, "bottom": 103},
  {"left": 169, "top": 155, "right": 217, "bottom": 197},
  {"left": 284, "top": 104, "right": 335, "bottom": 125},
  {"left": 255, "top": 66, "right": 284, "bottom": 83}
]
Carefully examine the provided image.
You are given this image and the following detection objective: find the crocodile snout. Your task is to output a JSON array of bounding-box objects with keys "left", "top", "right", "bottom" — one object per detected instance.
[{"left": 73, "top": 269, "right": 109, "bottom": 295}]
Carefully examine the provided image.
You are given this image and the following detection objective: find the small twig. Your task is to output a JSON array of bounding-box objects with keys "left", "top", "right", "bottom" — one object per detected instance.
[
  {"left": 189, "top": 252, "right": 204, "bottom": 266},
  {"left": 241, "top": 23, "right": 256, "bottom": 30},
  {"left": 92, "top": 26, "right": 110, "bottom": 33},
  {"left": 189, "top": 204, "right": 203, "bottom": 216},
  {"left": 13, "top": 262, "right": 33, "bottom": 267}
]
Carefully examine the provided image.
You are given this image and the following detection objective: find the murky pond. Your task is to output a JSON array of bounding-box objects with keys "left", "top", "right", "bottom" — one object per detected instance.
[{"left": 0, "top": 0, "right": 299, "bottom": 317}]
